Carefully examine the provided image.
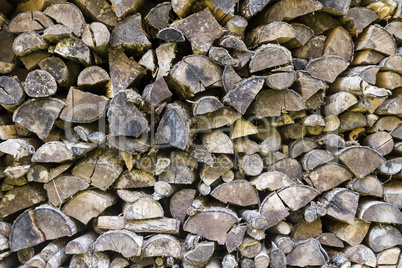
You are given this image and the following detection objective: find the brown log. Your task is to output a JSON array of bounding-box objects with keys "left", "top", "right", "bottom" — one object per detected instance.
[
  {"left": 200, "top": 154, "right": 233, "bottom": 186},
  {"left": 211, "top": 180, "right": 259, "bottom": 207},
  {"left": 385, "top": 20, "right": 402, "bottom": 45},
  {"left": 323, "top": 26, "right": 354, "bottom": 62},
  {"left": 62, "top": 189, "right": 117, "bottom": 224},
  {"left": 171, "top": 8, "right": 223, "bottom": 55},
  {"left": 25, "top": 254, "right": 46, "bottom": 268},
  {"left": 145, "top": 2, "right": 171, "bottom": 33},
  {"left": 307, "top": 163, "right": 353, "bottom": 192},
  {"left": 376, "top": 247, "right": 401, "bottom": 266},
  {"left": 305, "top": 56, "right": 349, "bottom": 83},
  {"left": 183, "top": 241, "right": 215, "bottom": 267},
  {"left": 169, "top": 189, "right": 196, "bottom": 223},
  {"left": 291, "top": 218, "right": 322, "bottom": 240},
  {"left": 238, "top": 237, "right": 262, "bottom": 259},
  {"left": 44, "top": 2, "right": 86, "bottom": 37},
  {"left": 38, "top": 56, "right": 79, "bottom": 89},
  {"left": 31, "top": 141, "right": 75, "bottom": 163},
  {"left": 203, "top": 130, "right": 233, "bottom": 154},
  {"left": 342, "top": 7, "right": 378, "bottom": 35},
  {"left": 299, "top": 11, "right": 339, "bottom": 35},
  {"left": 24, "top": 69, "right": 57, "bottom": 98},
  {"left": 355, "top": 25, "right": 396, "bottom": 56},
  {"left": 250, "top": 172, "right": 293, "bottom": 192},
  {"left": 0, "top": 26, "right": 16, "bottom": 74},
  {"left": 277, "top": 185, "right": 320, "bottom": 211},
  {"left": 155, "top": 42, "right": 176, "bottom": 79},
  {"left": 383, "top": 180, "right": 401, "bottom": 209},
  {"left": 259, "top": 192, "right": 289, "bottom": 229},
  {"left": 292, "top": 35, "right": 325, "bottom": 60},
  {"left": 0, "top": 76, "right": 25, "bottom": 111},
  {"left": 44, "top": 175, "right": 89, "bottom": 206},
  {"left": 40, "top": 239, "right": 66, "bottom": 262},
  {"left": 247, "top": 22, "right": 295, "bottom": 48},
  {"left": 317, "top": 233, "right": 344, "bottom": 248},
  {"left": 123, "top": 192, "right": 164, "bottom": 220},
  {"left": 42, "top": 24, "right": 72, "bottom": 43},
  {"left": 376, "top": 71, "right": 402, "bottom": 90},
  {"left": 254, "top": 89, "right": 305, "bottom": 118}
]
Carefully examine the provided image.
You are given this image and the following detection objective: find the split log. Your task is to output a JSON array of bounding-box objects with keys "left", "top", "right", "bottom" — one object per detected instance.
[
  {"left": 345, "top": 245, "right": 376, "bottom": 267},
  {"left": 0, "top": 76, "right": 25, "bottom": 111},
  {"left": 249, "top": 44, "right": 292, "bottom": 73},
  {"left": 376, "top": 247, "right": 401, "bottom": 266},
  {"left": 203, "top": 130, "right": 233, "bottom": 154},
  {"left": 123, "top": 192, "right": 164, "bottom": 220},
  {"left": 8, "top": 11, "right": 53, "bottom": 34},
  {"left": 44, "top": 2, "right": 86, "bottom": 37},
  {"left": 40, "top": 239, "right": 66, "bottom": 262},
  {"left": 145, "top": 2, "right": 171, "bottom": 33},
  {"left": 305, "top": 56, "right": 349, "bottom": 83},
  {"left": 327, "top": 219, "right": 370, "bottom": 246},
  {"left": 238, "top": 237, "right": 262, "bottom": 259},
  {"left": 31, "top": 141, "right": 74, "bottom": 163},
  {"left": 307, "top": 163, "right": 353, "bottom": 192},
  {"left": 200, "top": 154, "right": 233, "bottom": 186},
  {"left": 108, "top": 48, "right": 145, "bottom": 97},
  {"left": 193, "top": 96, "right": 223, "bottom": 116},
  {"left": 169, "top": 189, "right": 196, "bottom": 223},
  {"left": 247, "top": 22, "right": 295, "bottom": 48},
  {"left": 73, "top": 0, "right": 117, "bottom": 28},
  {"left": 168, "top": 55, "right": 222, "bottom": 98},
  {"left": 254, "top": 89, "right": 305, "bottom": 118},
  {"left": 367, "top": 224, "right": 402, "bottom": 252},
  {"left": 94, "top": 230, "right": 143, "bottom": 258},
  {"left": 42, "top": 24, "right": 72, "bottom": 43},
  {"left": 347, "top": 175, "right": 384, "bottom": 198},
  {"left": 250, "top": 172, "right": 293, "bottom": 191},
  {"left": 321, "top": 188, "right": 359, "bottom": 224},
  {"left": 259, "top": 192, "right": 289, "bottom": 229},
  {"left": 142, "top": 77, "right": 172, "bottom": 111},
  {"left": 13, "top": 31, "right": 47, "bottom": 57},
  {"left": 323, "top": 26, "right": 354, "bottom": 62},
  {"left": 0, "top": 26, "right": 16, "bottom": 74},
  {"left": 357, "top": 199, "right": 402, "bottom": 224},
  {"left": 317, "top": 233, "right": 344, "bottom": 248},
  {"left": 292, "top": 35, "right": 326, "bottom": 60},
  {"left": 286, "top": 239, "right": 327, "bottom": 267},
  {"left": 25, "top": 254, "right": 46, "bottom": 268},
  {"left": 355, "top": 25, "right": 396, "bottom": 56},
  {"left": 302, "top": 149, "right": 333, "bottom": 171},
  {"left": 38, "top": 56, "right": 78, "bottom": 89},
  {"left": 196, "top": 107, "right": 240, "bottom": 130},
  {"left": 231, "top": 119, "right": 258, "bottom": 139},
  {"left": 44, "top": 175, "right": 89, "bottom": 206},
  {"left": 342, "top": 7, "right": 378, "bottom": 35},
  {"left": 277, "top": 185, "right": 320, "bottom": 211},
  {"left": 183, "top": 206, "right": 238, "bottom": 245},
  {"left": 171, "top": 8, "right": 223, "bottom": 55},
  {"left": 183, "top": 241, "right": 215, "bottom": 267},
  {"left": 337, "top": 146, "right": 385, "bottom": 178},
  {"left": 0, "top": 138, "right": 37, "bottom": 161},
  {"left": 142, "top": 234, "right": 181, "bottom": 258},
  {"left": 97, "top": 216, "right": 180, "bottom": 234},
  {"left": 211, "top": 180, "right": 259, "bottom": 207},
  {"left": 226, "top": 224, "right": 247, "bottom": 253},
  {"left": 209, "top": 47, "right": 239, "bottom": 67},
  {"left": 62, "top": 189, "right": 117, "bottom": 224},
  {"left": 65, "top": 231, "right": 98, "bottom": 254}
]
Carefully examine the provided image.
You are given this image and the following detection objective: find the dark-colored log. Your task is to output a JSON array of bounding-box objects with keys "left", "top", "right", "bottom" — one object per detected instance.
[
  {"left": 44, "top": 2, "right": 86, "bottom": 37},
  {"left": 8, "top": 11, "right": 53, "bottom": 34}
]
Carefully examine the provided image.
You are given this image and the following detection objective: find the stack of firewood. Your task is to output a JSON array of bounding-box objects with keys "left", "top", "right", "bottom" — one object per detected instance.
[{"left": 0, "top": 0, "right": 401, "bottom": 267}]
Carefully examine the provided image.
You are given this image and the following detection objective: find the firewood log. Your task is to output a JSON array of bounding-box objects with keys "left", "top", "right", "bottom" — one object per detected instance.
[
  {"left": 344, "top": 245, "right": 376, "bottom": 267},
  {"left": 8, "top": 11, "right": 53, "bottom": 34},
  {"left": 65, "top": 231, "right": 97, "bottom": 254},
  {"left": 0, "top": 26, "right": 16, "bottom": 74},
  {"left": 73, "top": 0, "right": 117, "bottom": 28},
  {"left": 142, "top": 234, "right": 182, "bottom": 258},
  {"left": 342, "top": 7, "right": 378, "bottom": 35},
  {"left": 367, "top": 224, "right": 402, "bottom": 252},
  {"left": 286, "top": 239, "right": 327, "bottom": 266},
  {"left": 69, "top": 252, "right": 110, "bottom": 268},
  {"left": 357, "top": 199, "right": 402, "bottom": 224},
  {"left": 44, "top": 2, "right": 86, "bottom": 37},
  {"left": 13, "top": 31, "right": 47, "bottom": 57},
  {"left": 94, "top": 230, "right": 143, "bottom": 258}
]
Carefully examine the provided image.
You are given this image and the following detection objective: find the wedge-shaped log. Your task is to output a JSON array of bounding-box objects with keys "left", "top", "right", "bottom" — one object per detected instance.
[
  {"left": 259, "top": 192, "right": 289, "bottom": 229},
  {"left": 54, "top": 37, "right": 91, "bottom": 66},
  {"left": 211, "top": 180, "right": 259, "bottom": 207},
  {"left": 8, "top": 11, "right": 53, "bottom": 34},
  {"left": 203, "top": 130, "right": 233, "bottom": 154},
  {"left": 123, "top": 193, "right": 164, "bottom": 220},
  {"left": 240, "top": 0, "right": 272, "bottom": 19},
  {"left": 0, "top": 26, "right": 16, "bottom": 74},
  {"left": 193, "top": 96, "right": 223, "bottom": 116},
  {"left": 287, "top": 239, "right": 327, "bottom": 267},
  {"left": 383, "top": 180, "right": 401, "bottom": 209},
  {"left": 60, "top": 87, "right": 108, "bottom": 123},
  {"left": 321, "top": 188, "right": 359, "bottom": 224},
  {"left": 62, "top": 189, "right": 117, "bottom": 224},
  {"left": 307, "top": 163, "right": 353, "bottom": 192},
  {"left": 347, "top": 175, "right": 384, "bottom": 198},
  {"left": 254, "top": 89, "right": 305, "bottom": 118},
  {"left": 337, "top": 146, "right": 385, "bottom": 178},
  {"left": 357, "top": 200, "right": 402, "bottom": 224},
  {"left": 305, "top": 55, "right": 349, "bottom": 83},
  {"left": 94, "top": 230, "right": 143, "bottom": 258},
  {"left": 327, "top": 219, "right": 370, "bottom": 246},
  {"left": 260, "top": 0, "right": 323, "bottom": 23},
  {"left": 200, "top": 154, "right": 233, "bottom": 186},
  {"left": 250, "top": 172, "right": 293, "bottom": 191},
  {"left": 110, "top": 14, "right": 151, "bottom": 56},
  {"left": 107, "top": 90, "right": 148, "bottom": 137},
  {"left": 278, "top": 185, "right": 320, "bottom": 211},
  {"left": 379, "top": 54, "right": 402, "bottom": 74},
  {"left": 0, "top": 76, "right": 25, "bottom": 111},
  {"left": 325, "top": 91, "right": 358, "bottom": 116},
  {"left": 323, "top": 26, "right": 353, "bottom": 62},
  {"left": 0, "top": 184, "right": 46, "bottom": 219},
  {"left": 142, "top": 234, "right": 181, "bottom": 258},
  {"left": 183, "top": 241, "right": 215, "bottom": 267},
  {"left": 108, "top": 48, "right": 146, "bottom": 97},
  {"left": 268, "top": 158, "right": 303, "bottom": 180},
  {"left": 302, "top": 150, "right": 333, "bottom": 171},
  {"left": 183, "top": 206, "right": 238, "bottom": 245},
  {"left": 13, "top": 98, "right": 66, "bottom": 139},
  {"left": 0, "top": 138, "right": 37, "bottom": 161},
  {"left": 170, "top": 189, "right": 197, "bottom": 223},
  {"left": 223, "top": 76, "right": 264, "bottom": 115},
  {"left": 170, "top": 8, "right": 223, "bottom": 55},
  {"left": 155, "top": 103, "right": 191, "bottom": 150},
  {"left": 65, "top": 231, "right": 98, "bottom": 254},
  {"left": 196, "top": 107, "right": 240, "bottom": 130},
  {"left": 367, "top": 224, "right": 402, "bottom": 252},
  {"left": 72, "top": 149, "right": 123, "bottom": 191},
  {"left": 142, "top": 77, "right": 172, "bottom": 110},
  {"left": 97, "top": 216, "right": 180, "bottom": 234},
  {"left": 44, "top": 2, "right": 85, "bottom": 37},
  {"left": 33, "top": 204, "right": 78, "bottom": 240},
  {"left": 115, "top": 169, "right": 155, "bottom": 189},
  {"left": 355, "top": 25, "right": 396, "bottom": 56},
  {"left": 342, "top": 7, "right": 378, "bottom": 35},
  {"left": 317, "top": 233, "right": 344, "bottom": 248},
  {"left": 13, "top": 31, "right": 47, "bottom": 57},
  {"left": 231, "top": 118, "right": 258, "bottom": 139},
  {"left": 345, "top": 245, "right": 376, "bottom": 267},
  {"left": 249, "top": 44, "right": 292, "bottom": 73},
  {"left": 9, "top": 209, "right": 45, "bottom": 252},
  {"left": 74, "top": 0, "right": 117, "bottom": 28},
  {"left": 247, "top": 22, "right": 295, "bottom": 48},
  {"left": 44, "top": 175, "right": 89, "bottom": 206},
  {"left": 168, "top": 55, "right": 222, "bottom": 98}
]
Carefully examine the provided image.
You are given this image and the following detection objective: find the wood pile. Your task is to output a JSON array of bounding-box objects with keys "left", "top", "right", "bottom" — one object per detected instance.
[{"left": 0, "top": 0, "right": 401, "bottom": 267}]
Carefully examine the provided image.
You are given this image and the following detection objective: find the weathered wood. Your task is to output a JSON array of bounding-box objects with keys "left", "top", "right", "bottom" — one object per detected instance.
[
  {"left": 355, "top": 25, "right": 396, "bottom": 56},
  {"left": 123, "top": 192, "right": 164, "bottom": 220},
  {"left": 342, "top": 7, "right": 378, "bottom": 35},
  {"left": 24, "top": 69, "right": 57, "bottom": 98},
  {"left": 376, "top": 247, "right": 401, "bottom": 265},
  {"left": 65, "top": 231, "right": 98, "bottom": 254},
  {"left": 367, "top": 224, "right": 402, "bottom": 252},
  {"left": 211, "top": 180, "right": 259, "bottom": 207},
  {"left": 171, "top": 8, "right": 223, "bottom": 55},
  {"left": 286, "top": 239, "right": 327, "bottom": 266},
  {"left": 183, "top": 241, "right": 215, "bottom": 267},
  {"left": 42, "top": 24, "right": 72, "bottom": 43},
  {"left": 73, "top": 0, "right": 117, "bottom": 28},
  {"left": 98, "top": 216, "right": 180, "bottom": 234},
  {"left": 54, "top": 36, "right": 91, "bottom": 66},
  {"left": 249, "top": 44, "right": 292, "bottom": 73},
  {"left": 170, "top": 189, "right": 196, "bottom": 223},
  {"left": 69, "top": 252, "right": 110, "bottom": 268},
  {"left": 345, "top": 245, "right": 376, "bottom": 267},
  {"left": 254, "top": 89, "right": 305, "bottom": 118},
  {"left": 357, "top": 199, "right": 402, "bottom": 224},
  {"left": 347, "top": 175, "right": 384, "bottom": 198},
  {"left": 44, "top": 175, "right": 89, "bottom": 206},
  {"left": 142, "top": 234, "right": 181, "bottom": 258},
  {"left": 320, "top": 188, "right": 359, "bottom": 224},
  {"left": 203, "top": 130, "right": 233, "bottom": 154},
  {"left": 307, "top": 163, "right": 353, "bottom": 192},
  {"left": 13, "top": 31, "right": 47, "bottom": 57},
  {"left": 306, "top": 56, "right": 349, "bottom": 83},
  {"left": 8, "top": 11, "right": 53, "bottom": 34},
  {"left": 259, "top": 192, "right": 289, "bottom": 229},
  {"left": 183, "top": 206, "right": 238, "bottom": 245},
  {"left": 0, "top": 26, "right": 16, "bottom": 74},
  {"left": 94, "top": 230, "right": 143, "bottom": 258},
  {"left": 44, "top": 2, "right": 86, "bottom": 37},
  {"left": 317, "top": 233, "right": 344, "bottom": 248},
  {"left": 62, "top": 189, "right": 117, "bottom": 224},
  {"left": 337, "top": 146, "right": 385, "bottom": 178},
  {"left": 0, "top": 76, "right": 25, "bottom": 111}
]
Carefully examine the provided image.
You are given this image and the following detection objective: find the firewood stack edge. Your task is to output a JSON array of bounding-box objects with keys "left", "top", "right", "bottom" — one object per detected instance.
[{"left": 0, "top": 0, "right": 401, "bottom": 267}]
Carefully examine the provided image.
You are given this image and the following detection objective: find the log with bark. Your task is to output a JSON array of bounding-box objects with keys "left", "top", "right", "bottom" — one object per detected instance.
[{"left": 0, "top": 0, "right": 401, "bottom": 267}]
